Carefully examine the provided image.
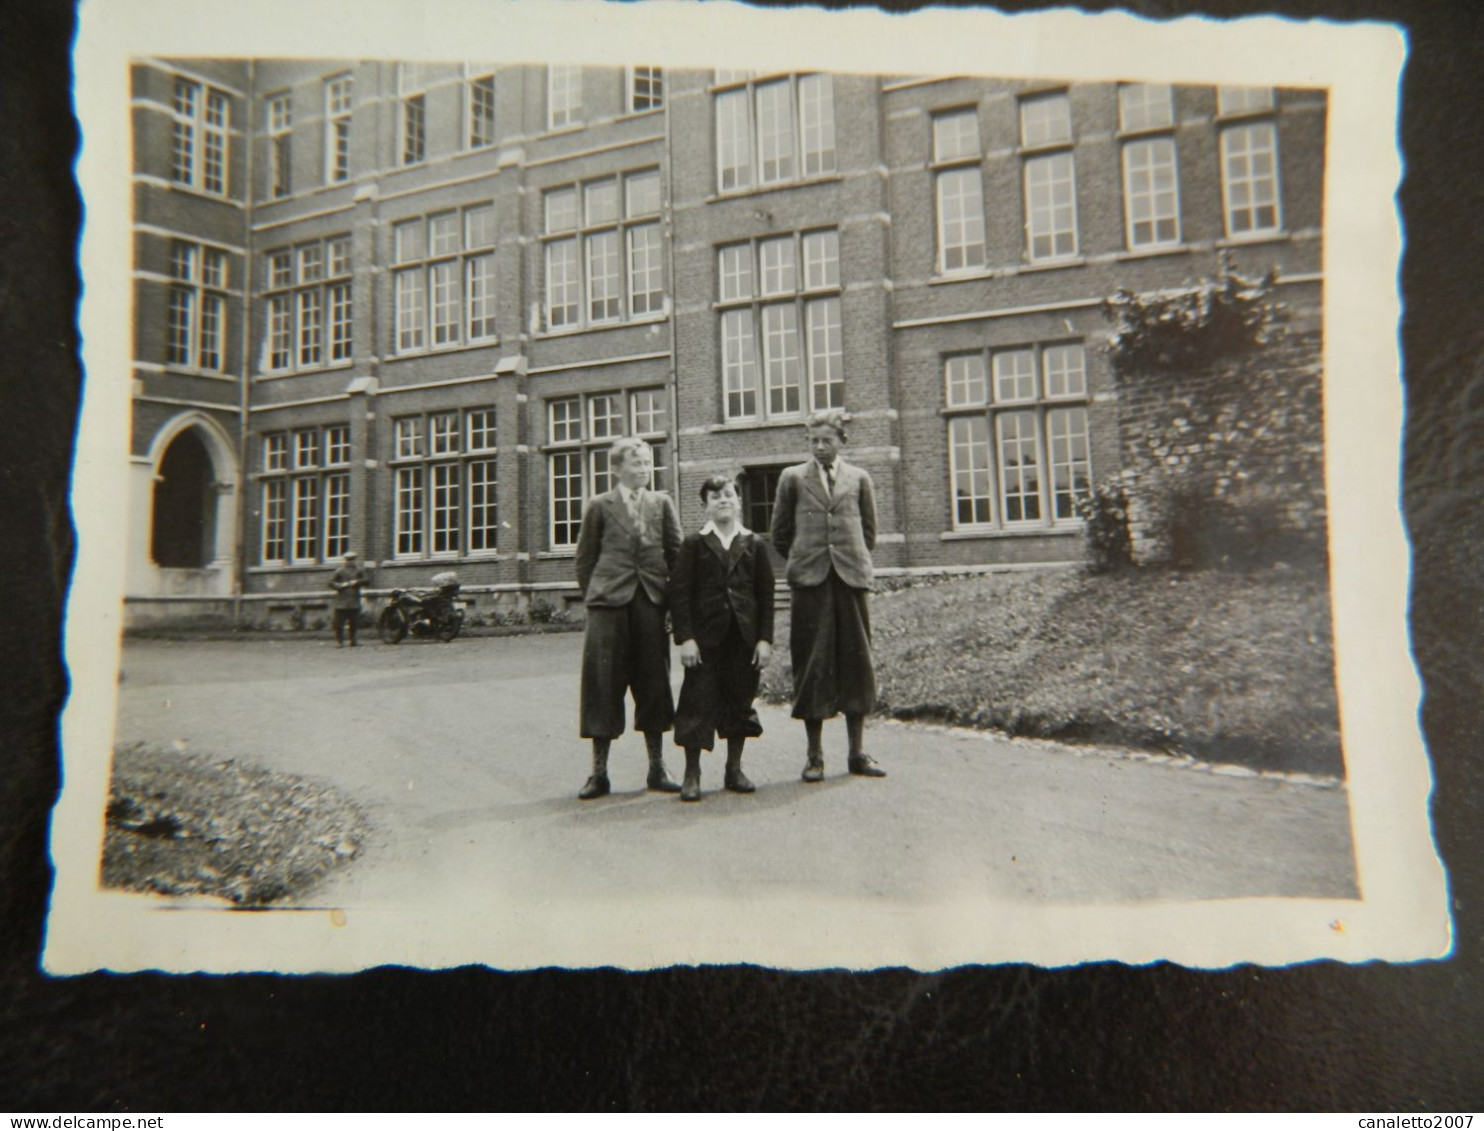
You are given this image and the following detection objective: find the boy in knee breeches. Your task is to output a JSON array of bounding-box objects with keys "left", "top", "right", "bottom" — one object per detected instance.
[{"left": 670, "top": 474, "right": 776, "bottom": 801}]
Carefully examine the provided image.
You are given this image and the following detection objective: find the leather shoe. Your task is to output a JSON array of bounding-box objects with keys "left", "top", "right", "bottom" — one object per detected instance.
[
  {"left": 647, "top": 770, "right": 682, "bottom": 794},
  {"left": 724, "top": 769, "right": 756, "bottom": 793},
  {"left": 680, "top": 774, "right": 702, "bottom": 802},
  {"left": 578, "top": 774, "right": 610, "bottom": 800},
  {"left": 801, "top": 758, "right": 824, "bottom": 783},
  {"left": 848, "top": 754, "right": 886, "bottom": 777}
]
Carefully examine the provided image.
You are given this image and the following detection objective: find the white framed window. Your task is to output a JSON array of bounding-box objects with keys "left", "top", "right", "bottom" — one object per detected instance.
[
  {"left": 1221, "top": 122, "right": 1282, "bottom": 237},
  {"left": 325, "top": 74, "right": 353, "bottom": 183},
  {"left": 716, "top": 229, "right": 843, "bottom": 422},
  {"left": 548, "top": 64, "right": 582, "bottom": 130},
  {"left": 1217, "top": 85, "right": 1276, "bottom": 116},
  {"left": 258, "top": 424, "right": 352, "bottom": 564},
  {"left": 389, "top": 409, "right": 500, "bottom": 558},
  {"left": 943, "top": 343, "right": 1091, "bottom": 530},
  {"left": 1122, "top": 137, "right": 1181, "bottom": 248},
  {"left": 546, "top": 389, "right": 669, "bottom": 549},
  {"left": 391, "top": 203, "right": 498, "bottom": 353},
  {"left": 714, "top": 72, "right": 836, "bottom": 192},
  {"left": 165, "top": 240, "right": 229, "bottom": 371},
  {"left": 467, "top": 70, "right": 496, "bottom": 148},
  {"left": 628, "top": 66, "right": 663, "bottom": 113},
  {"left": 398, "top": 64, "right": 426, "bottom": 166},
  {"left": 169, "top": 78, "right": 231, "bottom": 195},
  {"left": 931, "top": 107, "right": 986, "bottom": 274},
  {"left": 261, "top": 234, "right": 352, "bottom": 372},
  {"left": 541, "top": 169, "right": 664, "bottom": 331},
  {"left": 267, "top": 93, "right": 292, "bottom": 198},
  {"left": 1024, "top": 152, "right": 1078, "bottom": 261},
  {"left": 1019, "top": 91, "right": 1071, "bottom": 149},
  {"left": 1118, "top": 83, "right": 1174, "bottom": 132}
]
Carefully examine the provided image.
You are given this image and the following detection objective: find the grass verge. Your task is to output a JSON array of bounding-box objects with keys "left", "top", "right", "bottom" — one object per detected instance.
[
  {"left": 102, "top": 742, "right": 369, "bottom": 905},
  {"left": 760, "top": 566, "right": 1344, "bottom": 778}
]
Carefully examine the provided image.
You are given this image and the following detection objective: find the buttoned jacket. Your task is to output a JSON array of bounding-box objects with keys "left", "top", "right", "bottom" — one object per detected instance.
[
  {"left": 670, "top": 529, "right": 776, "bottom": 650},
  {"left": 574, "top": 488, "right": 682, "bottom": 609},
  {"left": 769, "top": 459, "right": 877, "bottom": 590}
]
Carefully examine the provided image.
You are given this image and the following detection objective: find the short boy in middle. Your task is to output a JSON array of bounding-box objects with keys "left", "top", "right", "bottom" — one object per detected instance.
[{"left": 670, "top": 474, "right": 776, "bottom": 802}]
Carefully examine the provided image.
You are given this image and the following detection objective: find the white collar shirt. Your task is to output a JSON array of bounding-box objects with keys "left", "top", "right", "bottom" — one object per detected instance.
[{"left": 699, "top": 520, "right": 750, "bottom": 551}]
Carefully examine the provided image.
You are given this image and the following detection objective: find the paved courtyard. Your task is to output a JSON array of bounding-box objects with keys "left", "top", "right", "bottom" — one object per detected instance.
[{"left": 110, "top": 633, "right": 1359, "bottom": 915}]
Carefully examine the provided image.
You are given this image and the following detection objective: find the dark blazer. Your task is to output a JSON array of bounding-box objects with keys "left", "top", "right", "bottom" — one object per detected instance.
[
  {"left": 769, "top": 459, "right": 877, "bottom": 590},
  {"left": 670, "top": 529, "right": 776, "bottom": 650},
  {"left": 574, "top": 488, "right": 682, "bottom": 609}
]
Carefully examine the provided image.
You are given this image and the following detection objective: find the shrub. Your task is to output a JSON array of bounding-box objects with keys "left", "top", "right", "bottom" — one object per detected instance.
[
  {"left": 1075, "top": 479, "right": 1133, "bottom": 573},
  {"left": 528, "top": 598, "right": 568, "bottom": 624}
]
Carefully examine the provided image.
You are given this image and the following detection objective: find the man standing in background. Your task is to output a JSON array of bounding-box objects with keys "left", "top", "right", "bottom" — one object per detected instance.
[{"left": 329, "top": 551, "right": 367, "bottom": 649}]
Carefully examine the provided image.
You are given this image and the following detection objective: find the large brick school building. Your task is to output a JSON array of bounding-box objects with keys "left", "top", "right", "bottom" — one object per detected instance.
[{"left": 125, "top": 59, "right": 1324, "bottom": 622}]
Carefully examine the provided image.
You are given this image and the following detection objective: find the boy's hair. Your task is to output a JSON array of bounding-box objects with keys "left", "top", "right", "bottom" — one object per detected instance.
[
  {"left": 699, "top": 473, "right": 738, "bottom": 502},
  {"left": 608, "top": 436, "right": 653, "bottom": 468},
  {"left": 805, "top": 409, "right": 849, "bottom": 443}
]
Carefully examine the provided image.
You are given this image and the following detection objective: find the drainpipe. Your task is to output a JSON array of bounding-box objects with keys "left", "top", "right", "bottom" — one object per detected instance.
[
  {"left": 662, "top": 73, "right": 680, "bottom": 506},
  {"left": 233, "top": 59, "right": 257, "bottom": 624}
]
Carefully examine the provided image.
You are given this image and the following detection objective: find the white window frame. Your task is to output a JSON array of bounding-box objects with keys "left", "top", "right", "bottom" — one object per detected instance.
[
  {"left": 467, "top": 69, "right": 496, "bottom": 149},
  {"left": 261, "top": 235, "right": 352, "bottom": 373},
  {"left": 627, "top": 66, "right": 663, "bottom": 113},
  {"left": 398, "top": 64, "right": 426, "bottom": 166},
  {"left": 1024, "top": 151, "right": 1079, "bottom": 262},
  {"left": 1117, "top": 83, "right": 1174, "bottom": 132},
  {"left": 165, "top": 240, "right": 229, "bottom": 372},
  {"left": 715, "top": 229, "right": 843, "bottom": 423},
  {"left": 258, "top": 424, "right": 352, "bottom": 565},
  {"left": 545, "top": 390, "right": 670, "bottom": 550},
  {"left": 548, "top": 64, "right": 582, "bottom": 130},
  {"left": 541, "top": 170, "right": 664, "bottom": 332},
  {"left": 713, "top": 72, "right": 836, "bottom": 193},
  {"left": 390, "top": 204, "right": 499, "bottom": 355},
  {"left": 266, "top": 92, "right": 292, "bottom": 199},
  {"left": 169, "top": 77, "right": 231, "bottom": 196},
  {"left": 1220, "top": 121, "right": 1283, "bottom": 238},
  {"left": 943, "top": 342, "right": 1092, "bottom": 532},
  {"left": 1122, "top": 136, "right": 1182, "bottom": 249},
  {"left": 324, "top": 74, "right": 353, "bottom": 184},
  {"left": 389, "top": 409, "right": 500, "bottom": 560},
  {"left": 1217, "top": 85, "right": 1276, "bottom": 117},
  {"left": 932, "top": 107, "right": 987, "bottom": 275}
]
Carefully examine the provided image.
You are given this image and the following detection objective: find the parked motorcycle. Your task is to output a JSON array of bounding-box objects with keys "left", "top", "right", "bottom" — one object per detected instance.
[{"left": 378, "top": 571, "right": 465, "bottom": 644}]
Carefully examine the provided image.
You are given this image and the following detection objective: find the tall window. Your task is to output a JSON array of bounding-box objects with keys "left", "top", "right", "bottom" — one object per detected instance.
[
  {"left": 542, "top": 170, "right": 663, "bottom": 331},
  {"left": 548, "top": 64, "right": 582, "bottom": 129},
  {"left": 391, "top": 204, "right": 498, "bottom": 353},
  {"left": 324, "top": 74, "right": 353, "bottom": 183},
  {"left": 1221, "top": 121, "right": 1282, "bottom": 238},
  {"left": 1020, "top": 93, "right": 1077, "bottom": 262},
  {"left": 259, "top": 424, "right": 351, "bottom": 564},
  {"left": 943, "top": 343, "right": 1092, "bottom": 530},
  {"left": 262, "top": 235, "right": 352, "bottom": 372},
  {"left": 468, "top": 71, "right": 496, "bottom": 148},
  {"left": 546, "top": 389, "right": 669, "bottom": 549},
  {"left": 628, "top": 66, "right": 663, "bottom": 112},
  {"left": 714, "top": 72, "right": 836, "bottom": 192},
  {"left": 1118, "top": 84, "right": 1180, "bottom": 249},
  {"left": 1217, "top": 85, "right": 1276, "bottom": 117},
  {"left": 267, "top": 93, "right": 292, "bottom": 198},
  {"left": 716, "top": 229, "right": 842, "bottom": 422},
  {"left": 390, "top": 409, "right": 500, "bottom": 558},
  {"left": 932, "top": 107, "right": 985, "bottom": 273},
  {"left": 169, "top": 77, "right": 230, "bottom": 195},
  {"left": 398, "top": 65, "right": 426, "bottom": 166},
  {"left": 165, "top": 240, "right": 229, "bottom": 371}
]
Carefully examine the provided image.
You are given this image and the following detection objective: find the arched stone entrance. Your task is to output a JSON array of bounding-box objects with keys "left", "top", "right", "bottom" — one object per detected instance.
[
  {"left": 128, "top": 413, "right": 239, "bottom": 602},
  {"left": 151, "top": 428, "right": 217, "bottom": 568}
]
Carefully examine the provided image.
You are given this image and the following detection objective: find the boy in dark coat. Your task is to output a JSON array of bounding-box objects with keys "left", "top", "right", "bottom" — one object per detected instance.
[{"left": 670, "top": 474, "right": 776, "bottom": 802}]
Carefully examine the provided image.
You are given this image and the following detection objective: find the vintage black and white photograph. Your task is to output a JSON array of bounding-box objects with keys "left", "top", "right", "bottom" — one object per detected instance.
[{"left": 47, "top": 0, "right": 1445, "bottom": 973}]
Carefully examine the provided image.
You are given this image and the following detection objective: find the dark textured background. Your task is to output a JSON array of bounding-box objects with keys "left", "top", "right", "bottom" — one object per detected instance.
[{"left": 2, "top": 0, "right": 1479, "bottom": 1111}]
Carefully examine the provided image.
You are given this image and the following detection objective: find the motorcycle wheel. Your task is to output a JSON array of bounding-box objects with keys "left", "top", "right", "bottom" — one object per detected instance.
[
  {"left": 378, "top": 606, "right": 408, "bottom": 644},
  {"left": 436, "top": 611, "right": 463, "bottom": 643}
]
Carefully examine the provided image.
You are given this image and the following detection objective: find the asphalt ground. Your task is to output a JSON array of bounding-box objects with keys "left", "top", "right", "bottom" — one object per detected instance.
[{"left": 110, "top": 634, "right": 1359, "bottom": 913}]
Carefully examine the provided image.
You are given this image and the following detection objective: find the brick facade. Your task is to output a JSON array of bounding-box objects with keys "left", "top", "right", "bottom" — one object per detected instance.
[{"left": 124, "top": 60, "right": 1326, "bottom": 621}]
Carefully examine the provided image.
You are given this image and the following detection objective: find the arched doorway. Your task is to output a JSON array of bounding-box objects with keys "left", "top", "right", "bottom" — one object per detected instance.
[{"left": 150, "top": 428, "right": 217, "bottom": 568}]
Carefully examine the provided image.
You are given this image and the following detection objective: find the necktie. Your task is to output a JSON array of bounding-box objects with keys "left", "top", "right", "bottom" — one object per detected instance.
[
  {"left": 626, "top": 489, "right": 642, "bottom": 526},
  {"left": 825, "top": 465, "right": 836, "bottom": 494}
]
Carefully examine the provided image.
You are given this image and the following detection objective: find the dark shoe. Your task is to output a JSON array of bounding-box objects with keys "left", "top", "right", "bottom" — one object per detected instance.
[
  {"left": 724, "top": 769, "right": 755, "bottom": 793},
  {"left": 680, "top": 772, "right": 702, "bottom": 802},
  {"left": 578, "top": 774, "right": 610, "bottom": 800},
  {"left": 848, "top": 754, "right": 886, "bottom": 778},
  {"left": 801, "top": 757, "right": 824, "bottom": 783},
  {"left": 647, "top": 769, "right": 682, "bottom": 794}
]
